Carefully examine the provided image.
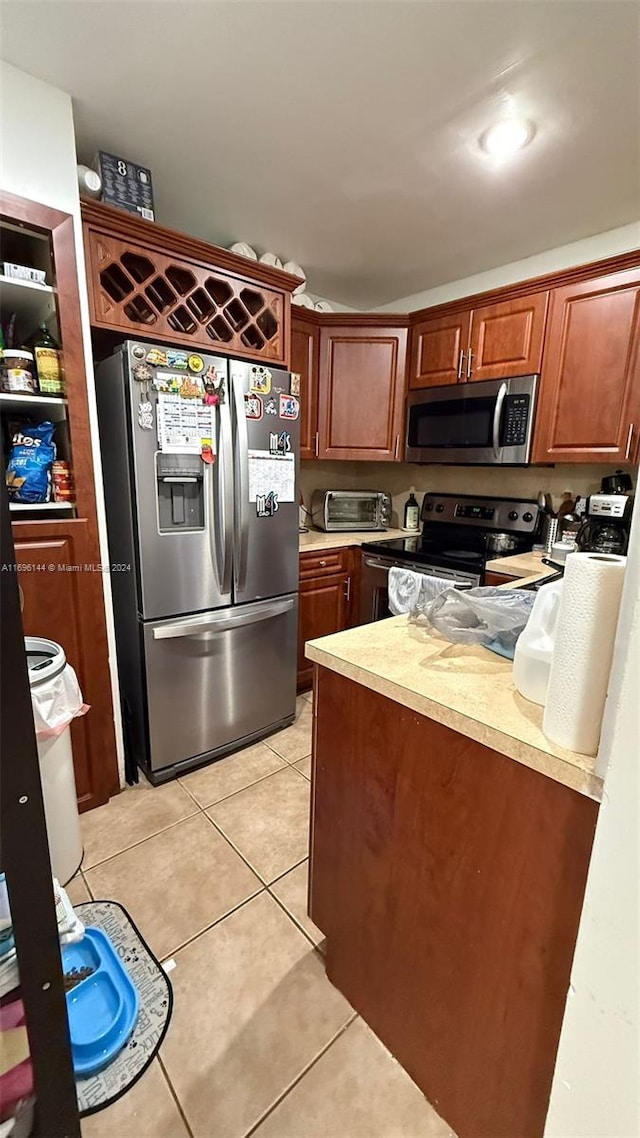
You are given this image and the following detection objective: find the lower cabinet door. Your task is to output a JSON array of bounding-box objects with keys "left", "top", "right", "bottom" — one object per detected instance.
[
  {"left": 297, "top": 573, "right": 349, "bottom": 690},
  {"left": 12, "top": 518, "right": 119, "bottom": 811}
]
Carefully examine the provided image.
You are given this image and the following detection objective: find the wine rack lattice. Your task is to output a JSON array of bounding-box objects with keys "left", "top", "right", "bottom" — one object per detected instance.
[{"left": 87, "top": 233, "right": 285, "bottom": 362}]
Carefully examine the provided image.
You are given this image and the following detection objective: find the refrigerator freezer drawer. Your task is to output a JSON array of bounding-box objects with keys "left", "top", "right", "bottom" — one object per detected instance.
[{"left": 142, "top": 595, "right": 298, "bottom": 775}]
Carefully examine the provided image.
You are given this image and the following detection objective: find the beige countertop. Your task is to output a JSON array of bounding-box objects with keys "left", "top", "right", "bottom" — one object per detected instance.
[
  {"left": 306, "top": 615, "right": 602, "bottom": 801},
  {"left": 299, "top": 527, "right": 408, "bottom": 553},
  {"left": 486, "top": 550, "right": 550, "bottom": 577}
]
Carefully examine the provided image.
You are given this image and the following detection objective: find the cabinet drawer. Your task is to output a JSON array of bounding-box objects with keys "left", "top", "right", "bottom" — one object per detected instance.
[{"left": 300, "top": 548, "right": 349, "bottom": 579}]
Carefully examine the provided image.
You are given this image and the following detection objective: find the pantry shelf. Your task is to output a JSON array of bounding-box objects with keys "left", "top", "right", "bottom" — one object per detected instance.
[
  {"left": 0, "top": 391, "right": 68, "bottom": 416},
  {"left": 9, "top": 501, "right": 76, "bottom": 513},
  {"left": 0, "top": 274, "right": 57, "bottom": 328}
]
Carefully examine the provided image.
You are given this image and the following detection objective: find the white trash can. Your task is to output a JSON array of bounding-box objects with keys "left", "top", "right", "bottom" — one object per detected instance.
[{"left": 26, "top": 637, "right": 85, "bottom": 885}]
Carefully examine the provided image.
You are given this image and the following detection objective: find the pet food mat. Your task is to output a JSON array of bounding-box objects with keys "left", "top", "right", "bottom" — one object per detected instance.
[{"left": 73, "top": 900, "right": 172, "bottom": 1117}]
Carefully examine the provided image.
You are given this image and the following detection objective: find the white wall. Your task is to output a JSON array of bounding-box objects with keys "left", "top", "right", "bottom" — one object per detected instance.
[
  {"left": 0, "top": 61, "right": 124, "bottom": 781},
  {"left": 544, "top": 479, "right": 640, "bottom": 1138},
  {"left": 375, "top": 222, "right": 640, "bottom": 313}
]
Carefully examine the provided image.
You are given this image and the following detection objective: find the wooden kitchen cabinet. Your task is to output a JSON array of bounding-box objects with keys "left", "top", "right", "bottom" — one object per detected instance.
[
  {"left": 82, "top": 201, "right": 301, "bottom": 366},
  {"left": 291, "top": 313, "right": 319, "bottom": 459},
  {"left": 533, "top": 268, "right": 640, "bottom": 463},
  {"left": 1, "top": 191, "right": 119, "bottom": 812},
  {"left": 310, "top": 666, "right": 598, "bottom": 1138},
  {"left": 297, "top": 548, "right": 355, "bottom": 690},
  {"left": 409, "top": 311, "right": 471, "bottom": 388},
  {"left": 409, "top": 293, "right": 548, "bottom": 388},
  {"left": 317, "top": 322, "right": 408, "bottom": 461},
  {"left": 14, "top": 521, "right": 118, "bottom": 812},
  {"left": 467, "top": 291, "right": 548, "bottom": 382}
]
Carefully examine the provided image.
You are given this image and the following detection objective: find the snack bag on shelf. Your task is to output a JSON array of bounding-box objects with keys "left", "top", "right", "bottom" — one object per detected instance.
[{"left": 5, "top": 420, "right": 56, "bottom": 503}]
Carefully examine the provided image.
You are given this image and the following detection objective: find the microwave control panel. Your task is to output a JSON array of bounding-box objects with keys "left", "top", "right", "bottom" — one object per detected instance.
[{"left": 501, "top": 394, "right": 530, "bottom": 447}]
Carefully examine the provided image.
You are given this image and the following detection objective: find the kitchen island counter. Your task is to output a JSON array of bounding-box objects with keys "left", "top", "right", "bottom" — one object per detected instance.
[
  {"left": 306, "top": 614, "right": 601, "bottom": 800},
  {"left": 307, "top": 615, "right": 600, "bottom": 1138}
]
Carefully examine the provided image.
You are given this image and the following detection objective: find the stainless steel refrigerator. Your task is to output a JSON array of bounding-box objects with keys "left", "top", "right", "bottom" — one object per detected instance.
[{"left": 95, "top": 341, "right": 299, "bottom": 784}]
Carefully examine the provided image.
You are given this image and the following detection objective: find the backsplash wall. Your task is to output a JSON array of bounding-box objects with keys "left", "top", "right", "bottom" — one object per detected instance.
[{"left": 300, "top": 461, "right": 637, "bottom": 529}]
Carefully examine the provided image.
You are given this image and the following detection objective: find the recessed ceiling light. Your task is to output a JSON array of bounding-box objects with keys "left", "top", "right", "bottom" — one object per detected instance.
[{"left": 480, "top": 118, "right": 534, "bottom": 157}]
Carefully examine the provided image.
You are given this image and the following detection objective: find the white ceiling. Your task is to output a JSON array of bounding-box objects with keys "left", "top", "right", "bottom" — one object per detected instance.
[{"left": 1, "top": 1, "right": 639, "bottom": 308}]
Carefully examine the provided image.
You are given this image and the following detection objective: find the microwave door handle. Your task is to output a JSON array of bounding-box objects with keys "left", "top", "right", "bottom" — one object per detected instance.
[{"left": 492, "top": 382, "right": 508, "bottom": 457}]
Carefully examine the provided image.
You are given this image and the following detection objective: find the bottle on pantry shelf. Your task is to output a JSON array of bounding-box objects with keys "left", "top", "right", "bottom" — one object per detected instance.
[
  {"left": 31, "top": 323, "right": 63, "bottom": 395},
  {"left": 403, "top": 487, "right": 420, "bottom": 532}
]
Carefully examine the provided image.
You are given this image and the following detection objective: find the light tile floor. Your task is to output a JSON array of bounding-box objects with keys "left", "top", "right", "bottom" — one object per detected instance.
[{"left": 77, "top": 695, "right": 455, "bottom": 1138}]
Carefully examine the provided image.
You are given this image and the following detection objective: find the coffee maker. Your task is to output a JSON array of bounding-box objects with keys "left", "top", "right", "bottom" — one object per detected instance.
[{"left": 576, "top": 475, "right": 634, "bottom": 555}]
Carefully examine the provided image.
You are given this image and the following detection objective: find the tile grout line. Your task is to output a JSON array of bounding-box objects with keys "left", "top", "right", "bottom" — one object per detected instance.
[
  {"left": 160, "top": 887, "right": 265, "bottom": 962},
  {"left": 202, "top": 794, "right": 311, "bottom": 890},
  {"left": 180, "top": 758, "right": 291, "bottom": 812},
  {"left": 81, "top": 807, "right": 201, "bottom": 873},
  {"left": 267, "top": 885, "right": 323, "bottom": 951},
  {"left": 242, "top": 1013, "right": 359, "bottom": 1138},
  {"left": 157, "top": 1053, "right": 195, "bottom": 1138}
]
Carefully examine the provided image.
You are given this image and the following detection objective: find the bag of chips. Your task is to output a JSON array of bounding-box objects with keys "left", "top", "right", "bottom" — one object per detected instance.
[{"left": 5, "top": 420, "right": 57, "bottom": 503}]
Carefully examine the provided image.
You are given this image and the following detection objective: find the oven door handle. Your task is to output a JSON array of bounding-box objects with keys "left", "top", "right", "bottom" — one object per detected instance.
[
  {"left": 363, "top": 557, "right": 395, "bottom": 570},
  {"left": 492, "top": 382, "right": 508, "bottom": 458}
]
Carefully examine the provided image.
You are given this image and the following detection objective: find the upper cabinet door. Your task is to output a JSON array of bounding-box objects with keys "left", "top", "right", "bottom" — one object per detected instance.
[
  {"left": 533, "top": 270, "right": 640, "bottom": 464},
  {"left": 409, "top": 311, "right": 471, "bottom": 388},
  {"left": 467, "top": 292, "right": 549, "bottom": 382},
  {"left": 318, "top": 325, "right": 408, "bottom": 461},
  {"left": 291, "top": 314, "right": 319, "bottom": 460}
]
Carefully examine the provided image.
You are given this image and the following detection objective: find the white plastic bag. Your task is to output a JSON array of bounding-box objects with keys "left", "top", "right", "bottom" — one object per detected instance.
[
  {"left": 414, "top": 586, "right": 536, "bottom": 659},
  {"left": 30, "top": 663, "right": 89, "bottom": 739}
]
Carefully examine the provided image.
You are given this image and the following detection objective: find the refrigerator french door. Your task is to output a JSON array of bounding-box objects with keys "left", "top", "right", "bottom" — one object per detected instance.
[{"left": 95, "top": 343, "right": 300, "bottom": 783}]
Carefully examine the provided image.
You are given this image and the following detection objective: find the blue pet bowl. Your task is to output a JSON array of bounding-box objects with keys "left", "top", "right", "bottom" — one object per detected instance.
[{"left": 63, "top": 927, "right": 139, "bottom": 1077}]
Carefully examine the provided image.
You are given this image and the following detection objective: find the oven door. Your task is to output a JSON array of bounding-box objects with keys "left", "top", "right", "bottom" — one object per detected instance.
[
  {"left": 405, "top": 375, "right": 537, "bottom": 465},
  {"left": 359, "top": 555, "right": 477, "bottom": 624}
]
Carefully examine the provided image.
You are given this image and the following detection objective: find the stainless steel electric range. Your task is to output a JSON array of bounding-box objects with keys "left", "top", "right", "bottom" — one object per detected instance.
[{"left": 360, "top": 492, "right": 541, "bottom": 623}]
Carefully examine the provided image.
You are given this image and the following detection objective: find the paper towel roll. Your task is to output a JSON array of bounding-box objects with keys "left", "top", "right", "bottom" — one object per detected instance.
[{"left": 543, "top": 552, "right": 626, "bottom": 755}]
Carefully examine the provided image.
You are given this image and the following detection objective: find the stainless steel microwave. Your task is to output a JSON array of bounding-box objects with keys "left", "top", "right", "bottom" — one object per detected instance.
[
  {"left": 310, "top": 489, "right": 392, "bottom": 532},
  {"left": 405, "top": 375, "right": 538, "bottom": 465}
]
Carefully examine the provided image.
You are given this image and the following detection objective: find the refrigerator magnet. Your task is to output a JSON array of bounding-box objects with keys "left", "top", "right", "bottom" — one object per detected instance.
[
  {"left": 290, "top": 373, "right": 301, "bottom": 397},
  {"left": 265, "top": 397, "right": 278, "bottom": 416},
  {"left": 166, "top": 349, "right": 189, "bottom": 370},
  {"left": 269, "top": 430, "right": 291, "bottom": 455},
  {"left": 132, "top": 362, "right": 154, "bottom": 385},
  {"left": 250, "top": 366, "right": 272, "bottom": 395},
  {"left": 146, "top": 348, "right": 168, "bottom": 366},
  {"left": 131, "top": 344, "right": 146, "bottom": 359},
  {"left": 138, "top": 401, "right": 154, "bottom": 430},
  {"left": 245, "top": 394, "right": 263, "bottom": 420},
  {"left": 201, "top": 439, "right": 215, "bottom": 464},
  {"left": 279, "top": 394, "right": 299, "bottom": 420},
  {"left": 188, "top": 354, "right": 204, "bottom": 374},
  {"left": 256, "top": 491, "right": 279, "bottom": 517}
]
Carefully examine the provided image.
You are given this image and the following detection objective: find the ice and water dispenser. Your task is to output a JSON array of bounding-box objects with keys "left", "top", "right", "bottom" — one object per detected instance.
[{"left": 156, "top": 452, "right": 204, "bottom": 531}]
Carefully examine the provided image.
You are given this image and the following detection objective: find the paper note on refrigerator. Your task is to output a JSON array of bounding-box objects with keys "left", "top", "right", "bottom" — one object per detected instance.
[
  {"left": 248, "top": 450, "right": 295, "bottom": 502},
  {"left": 157, "top": 395, "right": 216, "bottom": 455}
]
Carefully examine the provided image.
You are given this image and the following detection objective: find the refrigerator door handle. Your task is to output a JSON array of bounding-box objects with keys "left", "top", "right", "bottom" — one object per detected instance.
[
  {"left": 212, "top": 399, "right": 234, "bottom": 595},
  {"left": 231, "top": 374, "right": 250, "bottom": 592},
  {"left": 152, "top": 597, "right": 295, "bottom": 639}
]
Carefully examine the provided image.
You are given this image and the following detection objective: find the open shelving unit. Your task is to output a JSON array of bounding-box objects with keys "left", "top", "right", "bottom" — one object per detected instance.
[
  {"left": 1, "top": 218, "right": 74, "bottom": 514},
  {"left": 1, "top": 188, "right": 120, "bottom": 814}
]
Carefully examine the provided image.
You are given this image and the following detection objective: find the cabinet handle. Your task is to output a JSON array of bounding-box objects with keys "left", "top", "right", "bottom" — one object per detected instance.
[
  {"left": 344, "top": 576, "right": 351, "bottom": 602},
  {"left": 457, "top": 349, "right": 464, "bottom": 379},
  {"left": 314, "top": 432, "right": 319, "bottom": 458},
  {"left": 319, "top": 559, "right": 326, "bottom": 567},
  {"left": 625, "top": 422, "right": 634, "bottom": 460},
  {"left": 394, "top": 434, "right": 400, "bottom": 460},
  {"left": 466, "top": 349, "right": 473, "bottom": 379}
]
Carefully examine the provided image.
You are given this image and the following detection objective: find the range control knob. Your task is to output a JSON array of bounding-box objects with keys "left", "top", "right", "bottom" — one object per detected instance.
[
  {"left": 435, "top": 503, "right": 445, "bottom": 513},
  {"left": 522, "top": 511, "right": 534, "bottom": 523},
  {"left": 425, "top": 502, "right": 434, "bottom": 512},
  {"left": 508, "top": 510, "right": 519, "bottom": 521}
]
